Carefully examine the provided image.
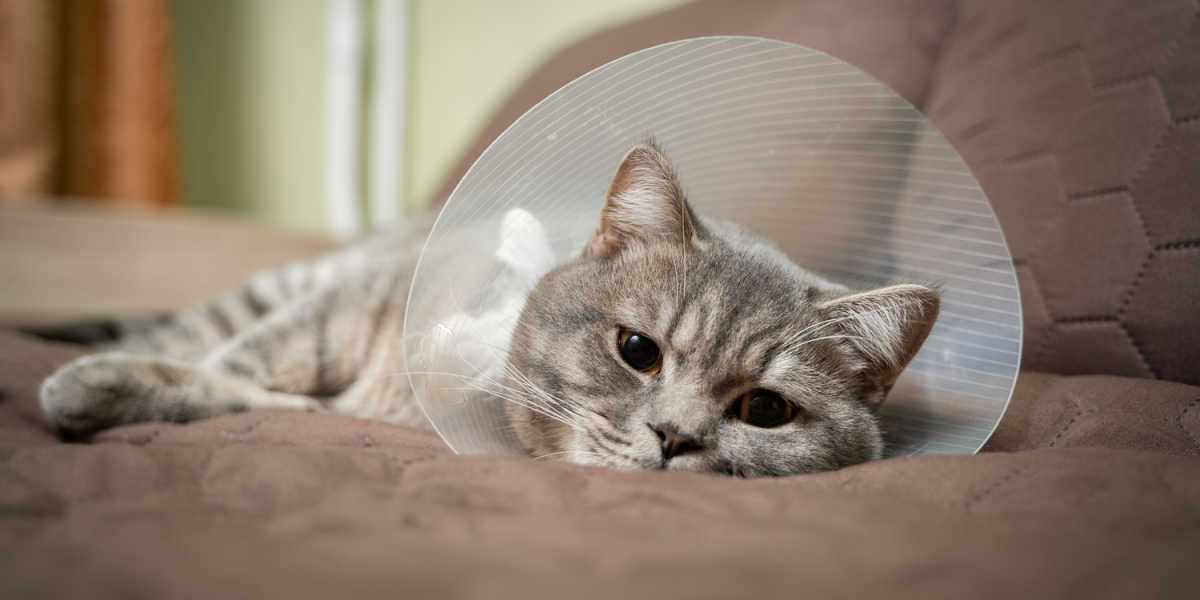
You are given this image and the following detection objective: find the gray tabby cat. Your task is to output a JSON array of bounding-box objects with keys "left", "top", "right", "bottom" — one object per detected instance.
[{"left": 40, "top": 143, "right": 938, "bottom": 477}]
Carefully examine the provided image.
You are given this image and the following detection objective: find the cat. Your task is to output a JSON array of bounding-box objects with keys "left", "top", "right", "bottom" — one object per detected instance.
[{"left": 39, "top": 142, "right": 939, "bottom": 477}]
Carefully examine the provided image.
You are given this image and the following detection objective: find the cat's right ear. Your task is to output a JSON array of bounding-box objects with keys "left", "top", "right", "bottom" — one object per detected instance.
[
  {"left": 817, "top": 284, "right": 940, "bottom": 410},
  {"left": 584, "top": 144, "right": 698, "bottom": 258}
]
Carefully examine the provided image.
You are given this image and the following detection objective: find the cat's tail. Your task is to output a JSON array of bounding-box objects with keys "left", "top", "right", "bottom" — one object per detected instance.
[
  {"left": 21, "top": 256, "right": 318, "bottom": 361},
  {"left": 22, "top": 316, "right": 164, "bottom": 346}
]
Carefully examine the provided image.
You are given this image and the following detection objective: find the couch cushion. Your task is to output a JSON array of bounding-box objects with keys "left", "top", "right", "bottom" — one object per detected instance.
[
  {"left": 4, "top": 441, "right": 1199, "bottom": 599},
  {"left": 986, "top": 371, "right": 1200, "bottom": 455},
  {"left": 3, "top": 330, "right": 1199, "bottom": 597},
  {"left": 926, "top": 0, "right": 1200, "bottom": 384}
]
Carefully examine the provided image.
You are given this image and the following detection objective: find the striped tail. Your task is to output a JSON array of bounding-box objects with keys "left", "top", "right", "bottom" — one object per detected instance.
[
  {"left": 23, "top": 317, "right": 159, "bottom": 346},
  {"left": 25, "top": 255, "right": 327, "bottom": 361}
]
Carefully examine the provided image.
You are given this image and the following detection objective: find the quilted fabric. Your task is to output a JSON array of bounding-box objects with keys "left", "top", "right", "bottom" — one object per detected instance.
[
  {"left": 927, "top": 0, "right": 1200, "bottom": 384},
  {"left": 1, "top": 331, "right": 1198, "bottom": 599}
]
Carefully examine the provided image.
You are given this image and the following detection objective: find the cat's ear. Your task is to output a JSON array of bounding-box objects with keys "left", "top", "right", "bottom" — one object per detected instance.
[
  {"left": 584, "top": 144, "right": 698, "bottom": 258},
  {"left": 818, "top": 284, "right": 940, "bottom": 410}
]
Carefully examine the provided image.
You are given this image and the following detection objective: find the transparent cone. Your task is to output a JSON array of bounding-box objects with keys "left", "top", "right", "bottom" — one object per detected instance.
[{"left": 404, "top": 37, "right": 1021, "bottom": 458}]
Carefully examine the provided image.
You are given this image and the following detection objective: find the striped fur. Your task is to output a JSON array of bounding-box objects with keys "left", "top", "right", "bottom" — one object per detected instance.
[{"left": 41, "top": 214, "right": 435, "bottom": 438}]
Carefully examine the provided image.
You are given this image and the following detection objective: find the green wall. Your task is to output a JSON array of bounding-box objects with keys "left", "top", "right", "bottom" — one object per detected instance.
[
  {"left": 405, "top": 0, "right": 688, "bottom": 212},
  {"left": 170, "top": 0, "right": 687, "bottom": 233},
  {"left": 171, "top": 0, "right": 327, "bottom": 233}
]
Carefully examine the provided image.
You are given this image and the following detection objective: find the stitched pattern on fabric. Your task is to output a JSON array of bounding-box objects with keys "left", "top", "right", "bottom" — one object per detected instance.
[
  {"left": 1114, "top": 320, "right": 1158, "bottom": 379},
  {"left": 965, "top": 464, "right": 1029, "bottom": 513},
  {"left": 1049, "top": 414, "right": 1080, "bottom": 448},
  {"left": 219, "top": 415, "right": 273, "bottom": 443},
  {"left": 1178, "top": 397, "right": 1200, "bottom": 450},
  {"left": 1055, "top": 316, "right": 1118, "bottom": 325},
  {"left": 1157, "top": 239, "right": 1200, "bottom": 251},
  {"left": 1066, "top": 185, "right": 1128, "bottom": 202},
  {"left": 1093, "top": 72, "right": 1159, "bottom": 92},
  {"left": 931, "top": 1, "right": 1200, "bottom": 384},
  {"left": 387, "top": 453, "right": 443, "bottom": 485},
  {"left": 135, "top": 426, "right": 168, "bottom": 447},
  {"left": 1049, "top": 394, "right": 1086, "bottom": 448},
  {"left": 1116, "top": 249, "right": 1155, "bottom": 319}
]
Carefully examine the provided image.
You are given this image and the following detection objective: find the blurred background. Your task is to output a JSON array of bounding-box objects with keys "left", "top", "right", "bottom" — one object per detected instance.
[
  {"left": 3, "top": 0, "right": 1199, "bottom": 389},
  {"left": 0, "top": 0, "right": 687, "bottom": 236}
]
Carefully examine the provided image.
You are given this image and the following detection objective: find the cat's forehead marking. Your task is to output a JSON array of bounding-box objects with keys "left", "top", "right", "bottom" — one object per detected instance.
[
  {"left": 667, "top": 298, "right": 706, "bottom": 351},
  {"left": 733, "top": 329, "right": 783, "bottom": 375},
  {"left": 759, "top": 353, "right": 805, "bottom": 387},
  {"left": 612, "top": 296, "right": 663, "bottom": 333}
]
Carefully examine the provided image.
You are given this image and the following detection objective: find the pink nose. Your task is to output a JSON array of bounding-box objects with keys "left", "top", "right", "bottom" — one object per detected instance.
[{"left": 649, "top": 423, "right": 702, "bottom": 460}]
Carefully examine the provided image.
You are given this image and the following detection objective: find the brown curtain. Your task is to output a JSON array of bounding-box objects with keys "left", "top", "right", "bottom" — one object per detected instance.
[{"left": 0, "top": 0, "right": 177, "bottom": 207}]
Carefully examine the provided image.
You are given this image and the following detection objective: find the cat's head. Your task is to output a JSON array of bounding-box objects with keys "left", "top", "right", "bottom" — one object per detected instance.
[{"left": 504, "top": 143, "right": 939, "bottom": 476}]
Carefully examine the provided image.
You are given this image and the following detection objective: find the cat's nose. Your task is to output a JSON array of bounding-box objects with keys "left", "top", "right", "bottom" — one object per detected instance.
[{"left": 649, "top": 423, "right": 702, "bottom": 460}]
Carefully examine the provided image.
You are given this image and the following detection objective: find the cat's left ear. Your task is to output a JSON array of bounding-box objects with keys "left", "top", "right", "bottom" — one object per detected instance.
[
  {"left": 584, "top": 144, "right": 699, "bottom": 258},
  {"left": 818, "top": 284, "right": 940, "bottom": 410}
]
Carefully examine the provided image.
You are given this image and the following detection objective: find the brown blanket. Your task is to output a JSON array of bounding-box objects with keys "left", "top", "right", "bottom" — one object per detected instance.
[{"left": 1, "top": 330, "right": 1198, "bottom": 598}]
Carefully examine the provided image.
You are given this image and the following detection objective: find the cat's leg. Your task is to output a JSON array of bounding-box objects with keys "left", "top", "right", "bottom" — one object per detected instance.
[
  {"left": 197, "top": 261, "right": 409, "bottom": 397},
  {"left": 40, "top": 352, "right": 322, "bottom": 439},
  {"left": 41, "top": 260, "right": 412, "bottom": 438}
]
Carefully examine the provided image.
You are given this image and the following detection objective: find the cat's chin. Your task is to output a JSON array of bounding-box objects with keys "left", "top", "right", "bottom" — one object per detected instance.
[
  {"left": 564, "top": 449, "right": 661, "bottom": 471},
  {"left": 662, "top": 453, "right": 707, "bottom": 472}
]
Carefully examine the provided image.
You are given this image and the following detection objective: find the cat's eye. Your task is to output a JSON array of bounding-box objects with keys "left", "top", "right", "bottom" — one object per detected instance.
[
  {"left": 617, "top": 329, "right": 662, "bottom": 374},
  {"left": 730, "top": 390, "right": 795, "bottom": 428}
]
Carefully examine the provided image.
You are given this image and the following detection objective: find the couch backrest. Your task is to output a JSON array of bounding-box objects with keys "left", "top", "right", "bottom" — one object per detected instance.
[
  {"left": 433, "top": 0, "right": 956, "bottom": 205},
  {"left": 927, "top": 0, "right": 1200, "bottom": 385},
  {"left": 438, "top": 0, "right": 1200, "bottom": 386}
]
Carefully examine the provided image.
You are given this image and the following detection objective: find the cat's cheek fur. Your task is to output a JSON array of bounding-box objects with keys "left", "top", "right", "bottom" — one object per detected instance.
[{"left": 505, "top": 401, "right": 570, "bottom": 460}]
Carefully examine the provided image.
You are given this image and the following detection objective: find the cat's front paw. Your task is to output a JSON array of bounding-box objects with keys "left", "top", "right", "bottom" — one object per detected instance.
[{"left": 40, "top": 353, "right": 158, "bottom": 439}]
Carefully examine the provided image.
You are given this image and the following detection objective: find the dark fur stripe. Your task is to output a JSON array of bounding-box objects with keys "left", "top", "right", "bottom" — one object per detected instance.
[
  {"left": 597, "top": 427, "right": 631, "bottom": 447},
  {"left": 164, "top": 314, "right": 200, "bottom": 343},
  {"left": 22, "top": 320, "right": 121, "bottom": 346},
  {"left": 206, "top": 304, "right": 235, "bottom": 338},
  {"left": 734, "top": 325, "right": 779, "bottom": 371},
  {"left": 756, "top": 340, "right": 786, "bottom": 377},
  {"left": 362, "top": 269, "right": 406, "bottom": 355},
  {"left": 222, "top": 357, "right": 258, "bottom": 379},
  {"left": 241, "top": 285, "right": 270, "bottom": 318},
  {"left": 702, "top": 298, "right": 747, "bottom": 371},
  {"left": 586, "top": 428, "right": 634, "bottom": 462}
]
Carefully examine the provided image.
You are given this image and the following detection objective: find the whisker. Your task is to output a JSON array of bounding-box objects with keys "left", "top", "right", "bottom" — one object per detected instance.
[
  {"left": 448, "top": 335, "right": 589, "bottom": 416},
  {"left": 533, "top": 449, "right": 608, "bottom": 462},
  {"left": 442, "top": 341, "right": 588, "bottom": 421},
  {"left": 782, "top": 304, "right": 912, "bottom": 349},
  {"left": 464, "top": 373, "right": 581, "bottom": 426},
  {"left": 468, "top": 387, "right": 579, "bottom": 429},
  {"left": 788, "top": 334, "right": 868, "bottom": 349},
  {"left": 501, "top": 362, "right": 588, "bottom": 418},
  {"left": 441, "top": 382, "right": 578, "bottom": 425},
  {"left": 384, "top": 369, "right": 581, "bottom": 428},
  {"left": 465, "top": 340, "right": 591, "bottom": 418}
]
